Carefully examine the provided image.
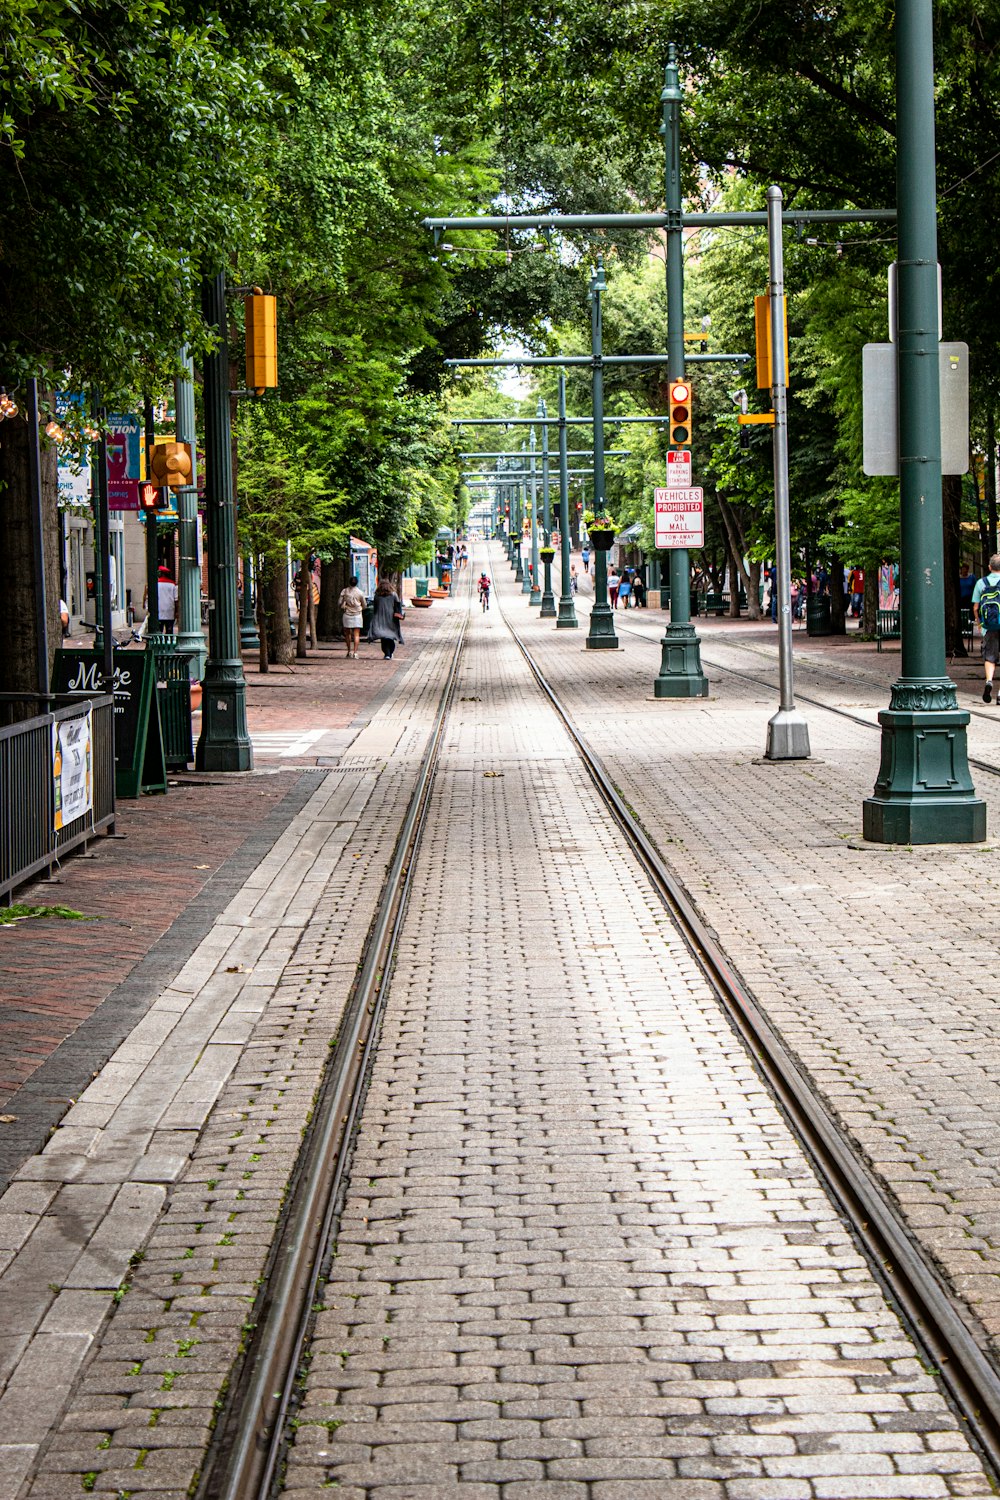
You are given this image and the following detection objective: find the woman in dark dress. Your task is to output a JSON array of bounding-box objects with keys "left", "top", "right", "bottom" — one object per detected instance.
[{"left": 369, "top": 576, "right": 404, "bottom": 659}]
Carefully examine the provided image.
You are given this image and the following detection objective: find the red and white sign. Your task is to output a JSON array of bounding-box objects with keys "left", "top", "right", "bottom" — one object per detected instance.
[
  {"left": 666, "top": 449, "right": 692, "bottom": 488},
  {"left": 654, "top": 487, "right": 704, "bottom": 549}
]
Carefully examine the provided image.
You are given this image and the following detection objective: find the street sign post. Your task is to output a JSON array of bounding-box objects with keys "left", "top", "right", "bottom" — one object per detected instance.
[
  {"left": 666, "top": 449, "right": 692, "bottom": 488},
  {"left": 654, "top": 487, "right": 704, "bottom": 549}
]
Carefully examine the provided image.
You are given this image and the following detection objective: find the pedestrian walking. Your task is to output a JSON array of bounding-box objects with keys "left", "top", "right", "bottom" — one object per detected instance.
[
  {"left": 973, "top": 553, "right": 1000, "bottom": 701},
  {"left": 157, "top": 566, "right": 178, "bottom": 632},
  {"left": 570, "top": 565, "right": 579, "bottom": 595},
  {"left": 618, "top": 569, "right": 632, "bottom": 609},
  {"left": 608, "top": 565, "right": 621, "bottom": 609},
  {"left": 338, "top": 574, "right": 366, "bottom": 658},
  {"left": 581, "top": 544, "right": 590, "bottom": 575},
  {"left": 369, "top": 576, "right": 405, "bottom": 660},
  {"left": 631, "top": 571, "right": 645, "bottom": 608}
]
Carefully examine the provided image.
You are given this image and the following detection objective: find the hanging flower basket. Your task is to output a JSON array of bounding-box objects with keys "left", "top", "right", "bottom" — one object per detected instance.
[
  {"left": 588, "top": 527, "right": 615, "bottom": 551},
  {"left": 539, "top": 546, "right": 556, "bottom": 561}
]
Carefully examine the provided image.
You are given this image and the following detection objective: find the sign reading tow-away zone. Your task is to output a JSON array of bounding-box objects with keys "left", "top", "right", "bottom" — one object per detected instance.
[{"left": 655, "top": 487, "right": 704, "bottom": 549}]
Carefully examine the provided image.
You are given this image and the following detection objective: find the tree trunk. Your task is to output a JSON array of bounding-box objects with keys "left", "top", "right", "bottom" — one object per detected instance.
[
  {"left": 943, "top": 474, "right": 965, "bottom": 656},
  {"left": 264, "top": 558, "right": 294, "bottom": 665},
  {"left": 0, "top": 409, "right": 61, "bottom": 706},
  {"left": 862, "top": 567, "right": 878, "bottom": 638},
  {"left": 716, "top": 494, "right": 760, "bottom": 619},
  {"left": 321, "top": 555, "right": 349, "bottom": 640},
  {"left": 256, "top": 554, "right": 268, "bottom": 674},
  {"left": 295, "top": 550, "right": 311, "bottom": 659},
  {"left": 829, "top": 550, "right": 847, "bottom": 635},
  {"left": 987, "top": 409, "right": 997, "bottom": 559}
]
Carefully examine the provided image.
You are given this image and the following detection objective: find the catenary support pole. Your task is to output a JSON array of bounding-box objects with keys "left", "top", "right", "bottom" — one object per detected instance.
[
  {"left": 653, "top": 46, "right": 708, "bottom": 697},
  {"left": 539, "top": 400, "right": 556, "bottom": 616},
  {"left": 862, "top": 0, "right": 983, "bottom": 842},
  {"left": 528, "top": 427, "right": 540, "bottom": 603},
  {"left": 196, "top": 271, "right": 253, "bottom": 772},
  {"left": 27, "top": 379, "right": 49, "bottom": 698},
  {"left": 586, "top": 261, "right": 618, "bottom": 649},
  {"left": 764, "top": 187, "right": 811, "bottom": 760},
  {"left": 143, "top": 399, "right": 160, "bottom": 636},
  {"left": 94, "top": 400, "right": 114, "bottom": 687},
  {"left": 556, "top": 375, "right": 578, "bottom": 628},
  {"left": 174, "top": 349, "right": 207, "bottom": 678}
]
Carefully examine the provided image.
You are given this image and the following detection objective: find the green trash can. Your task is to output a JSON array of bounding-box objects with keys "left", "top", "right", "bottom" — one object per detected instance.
[
  {"left": 148, "top": 634, "right": 193, "bottom": 770},
  {"left": 806, "top": 596, "right": 832, "bottom": 636},
  {"left": 415, "top": 579, "right": 429, "bottom": 599}
]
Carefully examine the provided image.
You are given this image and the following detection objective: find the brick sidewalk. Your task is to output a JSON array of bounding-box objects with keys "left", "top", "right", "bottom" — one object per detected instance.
[{"left": 0, "top": 597, "right": 450, "bottom": 1182}]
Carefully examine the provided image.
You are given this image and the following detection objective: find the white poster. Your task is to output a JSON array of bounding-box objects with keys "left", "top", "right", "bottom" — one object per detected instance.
[{"left": 53, "top": 710, "right": 93, "bottom": 831}]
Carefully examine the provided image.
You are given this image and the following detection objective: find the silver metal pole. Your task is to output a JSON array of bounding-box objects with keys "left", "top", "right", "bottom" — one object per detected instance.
[{"left": 765, "top": 185, "right": 811, "bottom": 760}]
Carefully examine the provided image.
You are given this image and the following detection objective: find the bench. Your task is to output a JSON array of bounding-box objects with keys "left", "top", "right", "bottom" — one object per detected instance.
[
  {"left": 876, "top": 608, "right": 900, "bottom": 651},
  {"left": 704, "top": 592, "right": 731, "bottom": 616}
]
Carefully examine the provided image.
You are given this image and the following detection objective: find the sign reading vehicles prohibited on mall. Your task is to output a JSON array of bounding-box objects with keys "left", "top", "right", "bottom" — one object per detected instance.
[{"left": 654, "top": 487, "right": 704, "bottom": 550}]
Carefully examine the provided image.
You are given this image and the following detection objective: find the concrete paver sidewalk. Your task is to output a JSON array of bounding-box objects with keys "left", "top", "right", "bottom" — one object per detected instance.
[{"left": 283, "top": 550, "right": 992, "bottom": 1498}]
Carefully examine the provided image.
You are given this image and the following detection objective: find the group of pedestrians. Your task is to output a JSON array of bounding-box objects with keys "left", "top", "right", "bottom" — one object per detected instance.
[
  {"left": 337, "top": 575, "right": 405, "bottom": 661},
  {"left": 608, "top": 566, "right": 646, "bottom": 609}
]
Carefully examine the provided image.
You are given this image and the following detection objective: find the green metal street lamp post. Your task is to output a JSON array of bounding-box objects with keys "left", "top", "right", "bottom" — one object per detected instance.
[
  {"left": 586, "top": 261, "right": 618, "bottom": 649},
  {"left": 174, "top": 349, "right": 207, "bottom": 678},
  {"left": 556, "top": 374, "right": 578, "bottom": 628},
  {"left": 654, "top": 46, "right": 708, "bottom": 696},
  {"left": 538, "top": 398, "right": 556, "bottom": 617},
  {"left": 528, "top": 427, "right": 541, "bottom": 604},
  {"left": 195, "top": 271, "right": 253, "bottom": 772},
  {"left": 862, "top": 1, "right": 983, "bottom": 842}
]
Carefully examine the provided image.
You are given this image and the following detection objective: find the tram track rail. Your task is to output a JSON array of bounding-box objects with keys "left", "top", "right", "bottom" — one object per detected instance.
[
  {"left": 495, "top": 575, "right": 1000, "bottom": 1481},
  {"left": 197, "top": 587, "right": 471, "bottom": 1500},
  {"left": 606, "top": 608, "right": 1000, "bottom": 779}
]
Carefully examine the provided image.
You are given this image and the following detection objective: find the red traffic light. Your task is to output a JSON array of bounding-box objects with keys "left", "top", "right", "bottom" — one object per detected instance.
[{"left": 668, "top": 380, "right": 692, "bottom": 446}]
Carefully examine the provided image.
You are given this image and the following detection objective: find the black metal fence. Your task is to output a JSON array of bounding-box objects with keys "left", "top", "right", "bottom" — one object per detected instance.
[{"left": 0, "top": 693, "right": 115, "bottom": 903}]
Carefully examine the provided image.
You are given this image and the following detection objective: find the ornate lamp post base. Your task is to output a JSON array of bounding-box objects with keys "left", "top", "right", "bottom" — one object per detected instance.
[
  {"left": 586, "top": 603, "right": 618, "bottom": 648},
  {"left": 196, "top": 663, "right": 253, "bottom": 771},
  {"left": 557, "top": 598, "right": 579, "bottom": 628},
  {"left": 863, "top": 680, "right": 985, "bottom": 843},
  {"left": 653, "top": 624, "right": 709, "bottom": 697},
  {"left": 540, "top": 557, "right": 556, "bottom": 617},
  {"left": 766, "top": 707, "right": 811, "bottom": 760}
]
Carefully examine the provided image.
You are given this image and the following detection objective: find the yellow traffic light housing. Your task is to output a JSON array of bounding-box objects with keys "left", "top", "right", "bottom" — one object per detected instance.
[
  {"left": 754, "top": 294, "right": 789, "bottom": 389},
  {"left": 150, "top": 441, "right": 193, "bottom": 490},
  {"left": 245, "top": 294, "right": 278, "bottom": 394},
  {"left": 668, "top": 379, "right": 692, "bottom": 446}
]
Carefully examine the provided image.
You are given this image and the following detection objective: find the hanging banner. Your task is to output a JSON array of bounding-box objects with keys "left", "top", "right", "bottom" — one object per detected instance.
[
  {"left": 105, "top": 412, "right": 142, "bottom": 509},
  {"left": 53, "top": 709, "right": 93, "bottom": 830}
]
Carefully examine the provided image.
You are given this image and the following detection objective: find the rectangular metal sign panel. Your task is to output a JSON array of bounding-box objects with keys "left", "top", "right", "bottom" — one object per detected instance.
[
  {"left": 666, "top": 450, "right": 692, "bottom": 488},
  {"left": 862, "top": 342, "right": 970, "bottom": 476},
  {"left": 654, "top": 487, "right": 704, "bottom": 549}
]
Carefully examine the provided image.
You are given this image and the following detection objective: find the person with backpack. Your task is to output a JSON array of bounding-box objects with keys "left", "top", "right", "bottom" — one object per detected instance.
[{"left": 973, "top": 553, "right": 1000, "bottom": 701}]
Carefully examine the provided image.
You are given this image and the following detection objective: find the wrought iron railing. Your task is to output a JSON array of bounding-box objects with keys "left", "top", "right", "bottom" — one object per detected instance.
[{"left": 0, "top": 693, "right": 115, "bottom": 903}]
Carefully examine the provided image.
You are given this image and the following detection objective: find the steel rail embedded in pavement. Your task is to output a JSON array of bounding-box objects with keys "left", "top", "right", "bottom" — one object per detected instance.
[
  {"left": 198, "top": 581, "right": 472, "bottom": 1500},
  {"left": 497, "top": 586, "right": 1000, "bottom": 1481}
]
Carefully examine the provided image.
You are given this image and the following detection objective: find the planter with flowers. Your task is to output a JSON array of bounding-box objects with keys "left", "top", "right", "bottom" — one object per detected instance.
[
  {"left": 539, "top": 545, "right": 556, "bottom": 562},
  {"left": 585, "top": 514, "right": 616, "bottom": 551}
]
